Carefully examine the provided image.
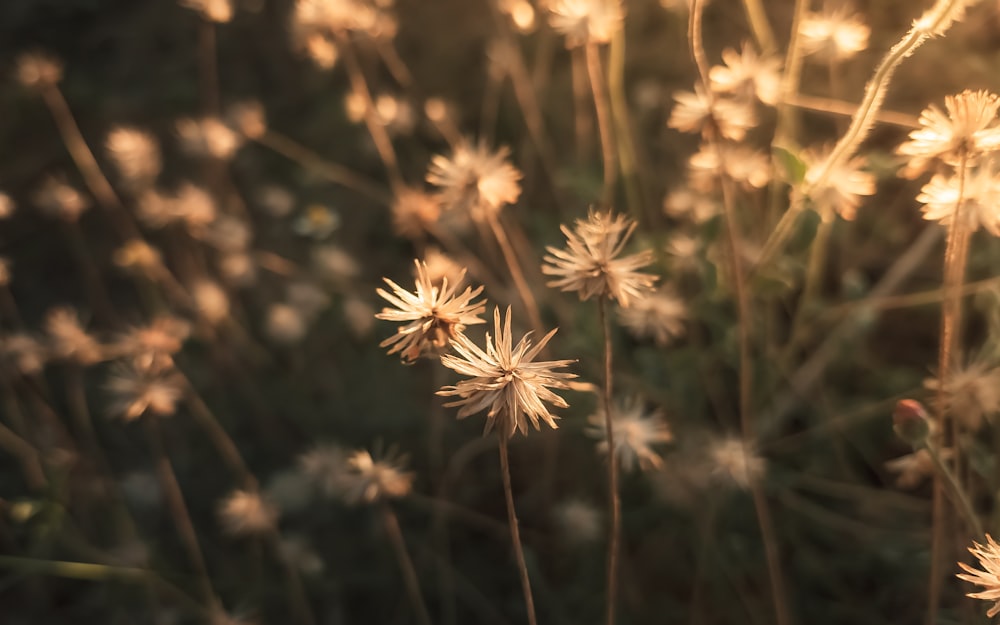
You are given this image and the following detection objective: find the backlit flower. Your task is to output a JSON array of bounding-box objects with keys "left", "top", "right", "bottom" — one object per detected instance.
[
  {"left": 546, "top": 0, "right": 623, "bottom": 48},
  {"left": 917, "top": 163, "right": 1000, "bottom": 236},
  {"left": 376, "top": 259, "right": 486, "bottom": 363},
  {"left": 924, "top": 357, "right": 1000, "bottom": 430},
  {"left": 804, "top": 147, "right": 875, "bottom": 220},
  {"left": 342, "top": 447, "right": 414, "bottom": 504},
  {"left": 46, "top": 307, "right": 104, "bottom": 365},
  {"left": 427, "top": 141, "right": 522, "bottom": 220},
  {"left": 957, "top": 534, "right": 1000, "bottom": 617},
  {"left": 617, "top": 289, "right": 687, "bottom": 346},
  {"left": 586, "top": 396, "right": 673, "bottom": 471},
  {"left": 668, "top": 86, "right": 756, "bottom": 141},
  {"left": 218, "top": 489, "right": 279, "bottom": 536},
  {"left": 437, "top": 307, "right": 577, "bottom": 437},
  {"left": 708, "top": 42, "right": 781, "bottom": 105},
  {"left": 799, "top": 9, "right": 870, "bottom": 61},
  {"left": 105, "top": 358, "right": 184, "bottom": 421},
  {"left": 542, "top": 210, "right": 657, "bottom": 307},
  {"left": 898, "top": 90, "right": 1000, "bottom": 177},
  {"left": 709, "top": 437, "right": 766, "bottom": 489},
  {"left": 106, "top": 127, "right": 162, "bottom": 188}
]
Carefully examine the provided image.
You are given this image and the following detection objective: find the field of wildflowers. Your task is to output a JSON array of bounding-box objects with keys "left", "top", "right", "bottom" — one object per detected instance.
[{"left": 6, "top": 0, "right": 1000, "bottom": 624}]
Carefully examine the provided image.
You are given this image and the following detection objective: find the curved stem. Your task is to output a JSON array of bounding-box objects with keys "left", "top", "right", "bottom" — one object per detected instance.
[
  {"left": 486, "top": 212, "right": 545, "bottom": 339},
  {"left": 597, "top": 299, "right": 621, "bottom": 625},
  {"left": 922, "top": 441, "right": 984, "bottom": 538},
  {"left": 498, "top": 434, "right": 538, "bottom": 625},
  {"left": 381, "top": 502, "right": 434, "bottom": 625}
]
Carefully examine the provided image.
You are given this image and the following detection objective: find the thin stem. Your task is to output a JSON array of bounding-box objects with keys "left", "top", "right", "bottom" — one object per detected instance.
[
  {"left": 336, "top": 33, "right": 405, "bottom": 192},
  {"left": 486, "top": 212, "right": 545, "bottom": 339},
  {"left": 571, "top": 47, "right": 594, "bottom": 163},
  {"left": 773, "top": 0, "right": 809, "bottom": 148},
  {"left": 783, "top": 92, "right": 919, "bottom": 128},
  {"left": 198, "top": 20, "right": 221, "bottom": 115},
  {"left": 922, "top": 441, "right": 984, "bottom": 538},
  {"left": 584, "top": 42, "right": 617, "bottom": 207},
  {"left": 597, "top": 299, "right": 621, "bottom": 625},
  {"left": 608, "top": 25, "right": 647, "bottom": 227},
  {"left": 0, "top": 419, "right": 46, "bottom": 490},
  {"left": 181, "top": 373, "right": 256, "bottom": 490},
  {"left": 143, "top": 418, "right": 219, "bottom": 610},
  {"left": 381, "top": 502, "right": 434, "bottom": 625},
  {"left": 740, "top": 0, "right": 777, "bottom": 56},
  {"left": 498, "top": 434, "right": 538, "bottom": 625}
]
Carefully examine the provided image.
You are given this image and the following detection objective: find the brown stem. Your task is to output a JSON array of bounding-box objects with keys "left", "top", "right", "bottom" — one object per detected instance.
[
  {"left": 381, "top": 502, "right": 434, "bottom": 625},
  {"left": 199, "top": 20, "right": 221, "bottom": 115},
  {"left": 584, "top": 43, "right": 617, "bottom": 207},
  {"left": 486, "top": 213, "right": 545, "bottom": 339},
  {"left": 597, "top": 299, "right": 621, "bottom": 625},
  {"left": 181, "top": 373, "right": 256, "bottom": 490},
  {"left": 498, "top": 434, "right": 538, "bottom": 625}
]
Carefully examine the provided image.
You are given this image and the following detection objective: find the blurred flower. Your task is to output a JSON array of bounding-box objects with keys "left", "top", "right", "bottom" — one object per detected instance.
[
  {"left": 0, "top": 333, "right": 48, "bottom": 376},
  {"left": 618, "top": 288, "right": 687, "bottom": 346},
  {"left": 542, "top": 209, "right": 657, "bottom": 307},
  {"left": 586, "top": 396, "right": 673, "bottom": 471},
  {"left": 437, "top": 306, "right": 576, "bottom": 437},
  {"left": 256, "top": 185, "right": 296, "bottom": 218},
  {"left": 218, "top": 489, "right": 279, "bottom": 536},
  {"left": 114, "top": 240, "right": 164, "bottom": 275},
  {"left": 799, "top": 8, "right": 870, "bottom": 61},
  {"left": 709, "top": 437, "right": 766, "bottom": 489},
  {"left": 421, "top": 248, "right": 465, "bottom": 287},
  {"left": 46, "top": 308, "right": 104, "bottom": 365},
  {"left": 373, "top": 93, "right": 416, "bottom": 135},
  {"left": 299, "top": 443, "right": 352, "bottom": 496},
  {"left": 668, "top": 86, "right": 756, "bottom": 141},
  {"left": 216, "top": 250, "right": 255, "bottom": 286},
  {"left": 917, "top": 163, "right": 1000, "bottom": 236},
  {"left": 287, "top": 282, "right": 331, "bottom": 320},
  {"left": 553, "top": 499, "right": 602, "bottom": 544},
  {"left": 343, "top": 296, "right": 375, "bottom": 338},
  {"left": 192, "top": 280, "right": 230, "bottom": 325},
  {"left": 33, "top": 176, "right": 90, "bottom": 222},
  {"left": 138, "top": 184, "right": 217, "bottom": 235},
  {"left": 115, "top": 316, "right": 191, "bottom": 362},
  {"left": 176, "top": 117, "right": 242, "bottom": 160},
  {"left": 885, "top": 448, "right": 952, "bottom": 489},
  {"left": 665, "top": 232, "right": 700, "bottom": 266},
  {"left": 105, "top": 358, "right": 184, "bottom": 421},
  {"left": 342, "top": 447, "right": 414, "bottom": 504},
  {"left": 0, "top": 192, "right": 14, "bottom": 219},
  {"left": 311, "top": 244, "right": 359, "bottom": 283},
  {"left": 376, "top": 259, "right": 486, "bottom": 363},
  {"left": 293, "top": 204, "right": 341, "bottom": 239},
  {"left": 106, "top": 127, "right": 161, "bottom": 188},
  {"left": 180, "top": 0, "right": 234, "bottom": 22},
  {"left": 300, "top": 32, "right": 339, "bottom": 68},
  {"left": 924, "top": 357, "right": 1000, "bottom": 430},
  {"left": 292, "top": 0, "right": 385, "bottom": 37},
  {"left": 226, "top": 101, "right": 267, "bottom": 139},
  {"left": 957, "top": 534, "right": 1000, "bottom": 617},
  {"left": 266, "top": 303, "right": 308, "bottom": 344},
  {"left": 663, "top": 188, "right": 718, "bottom": 224},
  {"left": 206, "top": 216, "right": 252, "bottom": 253},
  {"left": 392, "top": 187, "right": 441, "bottom": 238},
  {"left": 804, "top": 147, "right": 875, "bottom": 220},
  {"left": 15, "top": 52, "right": 63, "bottom": 89},
  {"left": 898, "top": 90, "right": 1000, "bottom": 176},
  {"left": 546, "top": 0, "right": 623, "bottom": 48},
  {"left": 708, "top": 42, "right": 781, "bottom": 105},
  {"left": 500, "top": 0, "right": 536, "bottom": 32},
  {"left": 427, "top": 141, "right": 522, "bottom": 220},
  {"left": 689, "top": 143, "right": 771, "bottom": 191}
]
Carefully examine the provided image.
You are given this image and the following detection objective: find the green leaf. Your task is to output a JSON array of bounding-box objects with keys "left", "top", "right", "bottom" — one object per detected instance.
[{"left": 773, "top": 146, "right": 808, "bottom": 185}]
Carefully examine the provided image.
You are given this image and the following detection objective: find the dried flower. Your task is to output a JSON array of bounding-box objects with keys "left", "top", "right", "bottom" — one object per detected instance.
[
  {"left": 668, "top": 86, "right": 756, "bottom": 142},
  {"left": 176, "top": 117, "right": 242, "bottom": 160},
  {"left": 342, "top": 447, "right": 414, "bottom": 504},
  {"left": 311, "top": 244, "right": 359, "bottom": 283},
  {"left": 437, "top": 306, "right": 576, "bottom": 437},
  {"left": 546, "top": 0, "right": 623, "bottom": 48},
  {"left": 115, "top": 317, "right": 191, "bottom": 362},
  {"left": 46, "top": 308, "right": 104, "bottom": 365},
  {"left": 299, "top": 444, "right": 352, "bottom": 496},
  {"left": 885, "top": 448, "right": 953, "bottom": 489},
  {"left": 392, "top": 187, "right": 441, "bottom": 238},
  {"left": 114, "top": 240, "right": 163, "bottom": 275},
  {"left": 916, "top": 163, "right": 1000, "bottom": 236},
  {"left": 803, "top": 147, "right": 875, "bottom": 220},
  {"left": 542, "top": 209, "right": 657, "bottom": 307},
  {"left": 256, "top": 185, "right": 296, "bottom": 218},
  {"left": 180, "top": 0, "right": 234, "bottom": 22},
  {"left": 0, "top": 333, "right": 48, "bottom": 375},
  {"left": 897, "top": 90, "right": 1000, "bottom": 176},
  {"left": 15, "top": 52, "right": 63, "bottom": 89},
  {"left": 33, "top": 176, "right": 90, "bottom": 222},
  {"left": 287, "top": 282, "right": 331, "bottom": 320},
  {"left": 689, "top": 143, "right": 772, "bottom": 191},
  {"left": 376, "top": 259, "right": 486, "bottom": 363},
  {"left": 586, "top": 397, "right": 673, "bottom": 471},
  {"left": 105, "top": 358, "right": 184, "bottom": 420},
  {"left": 957, "top": 534, "right": 1000, "bottom": 617},
  {"left": 218, "top": 489, "right": 279, "bottom": 536},
  {"left": 709, "top": 437, "right": 766, "bottom": 489},
  {"left": 708, "top": 42, "right": 781, "bottom": 105},
  {"left": 427, "top": 141, "right": 522, "bottom": 220},
  {"left": 226, "top": 101, "right": 267, "bottom": 139},
  {"left": 799, "top": 8, "right": 870, "bottom": 61},
  {"left": 924, "top": 358, "right": 1000, "bottom": 430},
  {"left": 106, "top": 127, "right": 162, "bottom": 188},
  {"left": 266, "top": 304, "right": 308, "bottom": 345},
  {"left": 192, "top": 280, "right": 230, "bottom": 325},
  {"left": 617, "top": 289, "right": 687, "bottom": 346}
]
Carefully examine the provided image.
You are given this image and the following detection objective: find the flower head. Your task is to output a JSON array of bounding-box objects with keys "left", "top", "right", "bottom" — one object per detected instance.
[
  {"left": 708, "top": 42, "right": 781, "bottom": 105},
  {"left": 546, "top": 0, "right": 623, "bottom": 48},
  {"left": 542, "top": 210, "right": 657, "bottom": 307},
  {"left": 106, "top": 127, "right": 162, "bottom": 188},
  {"left": 689, "top": 143, "right": 772, "bottom": 191},
  {"left": 958, "top": 534, "right": 1000, "bottom": 617},
  {"left": 885, "top": 448, "right": 953, "bottom": 489},
  {"left": 105, "top": 358, "right": 184, "bottom": 421},
  {"left": 916, "top": 162, "right": 1000, "bottom": 236},
  {"left": 392, "top": 187, "right": 441, "bottom": 238},
  {"left": 586, "top": 396, "right": 673, "bottom": 471},
  {"left": 15, "top": 52, "right": 63, "bottom": 89},
  {"left": 180, "top": 0, "right": 234, "bottom": 22},
  {"left": 46, "top": 308, "right": 104, "bottom": 365},
  {"left": 115, "top": 316, "right": 191, "bottom": 363},
  {"left": 898, "top": 90, "right": 1000, "bottom": 176},
  {"left": 709, "top": 437, "right": 766, "bottom": 489},
  {"left": 376, "top": 259, "right": 486, "bottom": 363},
  {"left": 799, "top": 8, "right": 870, "bottom": 61},
  {"left": 218, "top": 489, "right": 279, "bottom": 536},
  {"left": 34, "top": 177, "right": 90, "bottom": 222},
  {"left": 617, "top": 288, "right": 687, "bottom": 346},
  {"left": 427, "top": 142, "right": 522, "bottom": 221},
  {"left": 924, "top": 357, "right": 1000, "bottom": 430},
  {"left": 342, "top": 447, "right": 414, "bottom": 504},
  {"left": 803, "top": 147, "right": 875, "bottom": 220},
  {"left": 437, "top": 307, "right": 577, "bottom": 437},
  {"left": 668, "top": 86, "right": 756, "bottom": 141}
]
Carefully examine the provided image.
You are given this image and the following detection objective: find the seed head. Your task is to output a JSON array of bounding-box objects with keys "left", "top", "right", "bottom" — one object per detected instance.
[
  {"left": 106, "top": 127, "right": 162, "bottom": 188},
  {"left": 218, "top": 489, "right": 279, "bottom": 536},
  {"left": 546, "top": 0, "right": 623, "bottom": 48},
  {"left": 586, "top": 396, "right": 673, "bottom": 471},
  {"left": 617, "top": 288, "right": 687, "bottom": 346},
  {"left": 799, "top": 8, "right": 870, "bottom": 61},
  {"left": 105, "top": 357, "right": 184, "bottom": 421},
  {"left": 668, "top": 86, "right": 756, "bottom": 142},
  {"left": 898, "top": 90, "right": 1000, "bottom": 176},
  {"left": 342, "top": 447, "right": 414, "bottom": 504},
  {"left": 426, "top": 141, "right": 522, "bottom": 221}
]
